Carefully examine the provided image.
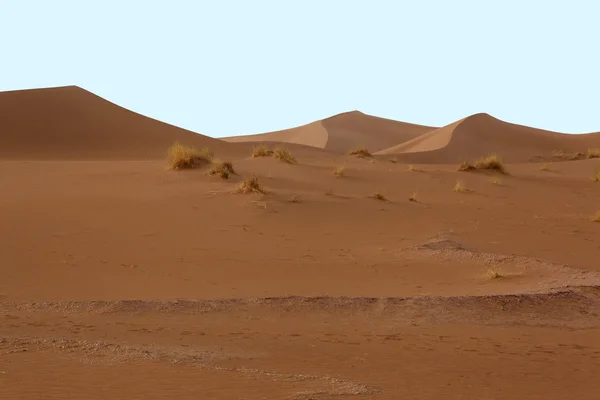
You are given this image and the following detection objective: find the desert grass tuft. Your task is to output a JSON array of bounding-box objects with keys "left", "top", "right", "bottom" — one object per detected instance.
[
  {"left": 167, "top": 142, "right": 213, "bottom": 170},
  {"left": 587, "top": 148, "right": 600, "bottom": 159},
  {"left": 252, "top": 144, "right": 273, "bottom": 158},
  {"left": 492, "top": 176, "right": 501, "bottom": 185},
  {"left": 237, "top": 177, "right": 265, "bottom": 194},
  {"left": 408, "top": 192, "right": 418, "bottom": 202},
  {"left": 288, "top": 193, "right": 301, "bottom": 203},
  {"left": 348, "top": 147, "right": 372, "bottom": 158},
  {"left": 453, "top": 180, "right": 467, "bottom": 192},
  {"left": 474, "top": 154, "right": 506, "bottom": 173},
  {"left": 333, "top": 166, "right": 345, "bottom": 178},
  {"left": 592, "top": 171, "right": 600, "bottom": 183},
  {"left": 487, "top": 268, "right": 502, "bottom": 279},
  {"left": 591, "top": 209, "right": 600, "bottom": 222},
  {"left": 372, "top": 192, "right": 388, "bottom": 201},
  {"left": 540, "top": 162, "right": 552, "bottom": 171},
  {"left": 208, "top": 160, "right": 235, "bottom": 179},
  {"left": 408, "top": 164, "right": 422, "bottom": 172},
  {"left": 273, "top": 147, "right": 297, "bottom": 163},
  {"left": 458, "top": 161, "right": 476, "bottom": 172}
]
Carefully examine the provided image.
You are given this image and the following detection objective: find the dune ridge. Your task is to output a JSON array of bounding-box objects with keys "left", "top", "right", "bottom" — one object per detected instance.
[
  {"left": 0, "top": 86, "right": 241, "bottom": 160},
  {"left": 223, "top": 111, "right": 436, "bottom": 153}
]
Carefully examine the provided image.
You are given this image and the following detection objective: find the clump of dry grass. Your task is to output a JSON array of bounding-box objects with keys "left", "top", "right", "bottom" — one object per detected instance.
[
  {"left": 333, "top": 166, "right": 345, "bottom": 178},
  {"left": 208, "top": 160, "right": 235, "bottom": 179},
  {"left": 474, "top": 154, "right": 506, "bottom": 173},
  {"left": 540, "top": 162, "right": 552, "bottom": 171},
  {"left": 167, "top": 142, "right": 213, "bottom": 170},
  {"left": 592, "top": 171, "right": 600, "bottom": 183},
  {"left": 408, "top": 164, "right": 423, "bottom": 172},
  {"left": 273, "top": 147, "right": 296, "bottom": 163},
  {"left": 408, "top": 192, "right": 418, "bottom": 202},
  {"left": 492, "top": 176, "right": 501, "bottom": 185},
  {"left": 237, "top": 177, "right": 264, "bottom": 194},
  {"left": 453, "top": 180, "right": 467, "bottom": 192},
  {"left": 348, "top": 148, "right": 372, "bottom": 158},
  {"left": 288, "top": 193, "right": 301, "bottom": 203},
  {"left": 458, "top": 161, "right": 476, "bottom": 172},
  {"left": 591, "top": 209, "right": 600, "bottom": 222},
  {"left": 372, "top": 192, "right": 387, "bottom": 201},
  {"left": 252, "top": 144, "right": 273, "bottom": 158},
  {"left": 487, "top": 268, "right": 502, "bottom": 279},
  {"left": 587, "top": 148, "right": 600, "bottom": 159}
]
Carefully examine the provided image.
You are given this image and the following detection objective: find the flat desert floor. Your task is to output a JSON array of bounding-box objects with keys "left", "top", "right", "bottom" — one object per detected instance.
[{"left": 2, "top": 154, "right": 600, "bottom": 399}]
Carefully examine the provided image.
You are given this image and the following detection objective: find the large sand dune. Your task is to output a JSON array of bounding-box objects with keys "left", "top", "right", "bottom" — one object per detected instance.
[
  {"left": 0, "top": 86, "right": 240, "bottom": 160},
  {"left": 376, "top": 113, "right": 600, "bottom": 163},
  {"left": 223, "top": 111, "right": 436, "bottom": 153}
]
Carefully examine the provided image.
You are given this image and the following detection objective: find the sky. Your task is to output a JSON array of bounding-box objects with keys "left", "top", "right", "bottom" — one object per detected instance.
[{"left": 1, "top": 0, "right": 599, "bottom": 137}]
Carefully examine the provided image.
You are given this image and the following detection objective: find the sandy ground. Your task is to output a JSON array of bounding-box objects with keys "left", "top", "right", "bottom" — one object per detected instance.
[{"left": 2, "top": 86, "right": 600, "bottom": 399}]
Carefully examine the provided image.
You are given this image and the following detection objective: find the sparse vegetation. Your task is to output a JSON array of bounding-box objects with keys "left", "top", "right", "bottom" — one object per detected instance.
[
  {"left": 408, "top": 164, "right": 422, "bottom": 172},
  {"left": 587, "top": 148, "right": 600, "bottom": 159},
  {"left": 592, "top": 171, "right": 600, "bottom": 183},
  {"left": 348, "top": 148, "right": 372, "bottom": 158},
  {"left": 167, "top": 142, "right": 213, "bottom": 170},
  {"left": 453, "top": 180, "right": 467, "bottom": 192},
  {"left": 372, "top": 192, "right": 387, "bottom": 201},
  {"left": 409, "top": 192, "right": 418, "bottom": 202},
  {"left": 592, "top": 209, "right": 600, "bottom": 222},
  {"left": 458, "top": 161, "right": 476, "bottom": 172},
  {"left": 540, "top": 163, "right": 552, "bottom": 171},
  {"left": 492, "top": 176, "right": 501, "bottom": 185},
  {"left": 474, "top": 154, "right": 506, "bottom": 173},
  {"left": 487, "top": 268, "right": 502, "bottom": 279},
  {"left": 252, "top": 144, "right": 273, "bottom": 158},
  {"left": 333, "top": 166, "right": 345, "bottom": 178},
  {"left": 288, "top": 193, "right": 301, "bottom": 203},
  {"left": 237, "top": 177, "right": 265, "bottom": 194},
  {"left": 208, "top": 160, "right": 235, "bottom": 179},
  {"left": 273, "top": 147, "right": 297, "bottom": 163}
]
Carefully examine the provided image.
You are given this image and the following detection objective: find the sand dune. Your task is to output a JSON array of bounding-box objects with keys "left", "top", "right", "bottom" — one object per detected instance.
[
  {"left": 223, "top": 111, "right": 436, "bottom": 153},
  {"left": 377, "top": 113, "right": 600, "bottom": 163},
  {"left": 0, "top": 86, "right": 241, "bottom": 160}
]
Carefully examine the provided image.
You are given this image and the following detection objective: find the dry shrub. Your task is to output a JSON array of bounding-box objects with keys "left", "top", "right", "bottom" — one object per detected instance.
[
  {"left": 492, "top": 176, "right": 501, "bottom": 185},
  {"left": 453, "top": 180, "right": 467, "bottom": 192},
  {"left": 167, "top": 142, "right": 213, "bottom": 170},
  {"left": 409, "top": 192, "right": 418, "bottom": 202},
  {"left": 208, "top": 160, "right": 235, "bottom": 179},
  {"left": 592, "top": 209, "right": 600, "bottom": 222},
  {"left": 237, "top": 177, "right": 264, "bottom": 194},
  {"left": 288, "top": 193, "right": 301, "bottom": 203},
  {"left": 348, "top": 148, "right": 372, "bottom": 158},
  {"left": 458, "top": 161, "right": 476, "bottom": 172},
  {"left": 408, "top": 164, "right": 422, "bottom": 172},
  {"left": 372, "top": 192, "right": 387, "bottom": 201},
  {"left": 333, "top": 166, "right": 345, "bottom": 178},
  {"left": 587, "top": 148, "right": 600, "bottom": 159},
  {"left": 592, "top": 171, "right": 600, "bottom": 183},
  {"left": 252, "top": 144, "right": 273, "bottom": 158},
  {"left": 540, "top": 163, "right": 552, "bottom": 171},
  {"left": 487, "top": 268, "right": 502, "bottom": 279},
  {"left": 273, "top": 147, "right": 296, "bottom": 163},
  {"left": 474, "top": 154, "right": 506, "bottom": 173}
]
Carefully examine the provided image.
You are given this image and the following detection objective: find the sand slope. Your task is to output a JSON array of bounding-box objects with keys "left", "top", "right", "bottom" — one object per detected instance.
[
  {"left": 0, "top": 86, "right": 240, "bottom": 160},
  {"left": 223, "top": 111, "right": 436, "bottom": 153},
  {"left": 377, "top": 113, "right": 600, "bottom": 163}
]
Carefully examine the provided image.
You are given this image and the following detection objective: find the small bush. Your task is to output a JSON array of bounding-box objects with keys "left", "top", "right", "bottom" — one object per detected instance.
[
  {"left": 252, "top": 144, "right": 273, "bottom": 158},
  {"left": 237, "top": 177, "right": 264, "bottom": 194},
  {"left": 408, "top": 164, "right": 422, "bottom": 172},
  {"left": 492, "top": 176, "right": 501, "bottom": 185},
  {"left": 288, "top": 193, "right": 301, "bottom": 203},
  {"left": 592, "top": 209, "right": 600, "bottom": 222},
  {"left": 372, "top": 192, "right": 387, "bottom": 201},
  {"left": 273, "top": 147, "right": 296, "bottom": 163},
  {"left": 592, "top": 171, "right": 600, "bottom": 183},
  {"left": 333, "top": 166, "right": 345, "bottom": 178},
  {"left": 474, "top": 154, "right": 505, "bottom": 173},
  {"left": 587, "top": 148, "right": 600, "bottom": 159},
  {"left": 409, "top": 192, "right": 418, "bottom": 202},
  {"left": 348, "top": 148, "right": 372, "bottom": 158},
  {"left": 208, "top": 160, "right": 235, "bottom": 179},
  {"left": 453, "top": 180, "right": 467, "bottom": 192},
  {"left": 540, "top": 163, "right": 551, "bottom": 171},
  {"left": 458, "top": 161, "right": 476, "bottom": 172},
  {"left": 487, "top": 268, "right": 502, "bottom": 279},
  {"left": 167, "top": 142, "right": 213, "bottom": 170}
]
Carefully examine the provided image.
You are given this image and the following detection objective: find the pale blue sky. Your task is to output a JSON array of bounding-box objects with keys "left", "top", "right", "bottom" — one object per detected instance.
[{"left": 1, "top": 1, "right": 598, "bottom": 137}]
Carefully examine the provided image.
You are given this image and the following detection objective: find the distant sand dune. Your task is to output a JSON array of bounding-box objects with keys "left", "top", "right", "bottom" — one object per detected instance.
[
  {"left": 376, "top": 113, "right": 600, "bottom": 163},
  {"left": 0, "top": 86, "right": 240, "bottom": 160},
  {"left": 223, "top": 111, "right": 436, "bottom": 154}
]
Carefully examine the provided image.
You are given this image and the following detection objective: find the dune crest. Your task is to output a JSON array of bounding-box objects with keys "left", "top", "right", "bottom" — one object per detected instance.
[
  {"left": 0, "top": 86, "right": 238, "bottom": 160},
  {"left": 223, "top": 110, "right": 436, "bottom": 153}
]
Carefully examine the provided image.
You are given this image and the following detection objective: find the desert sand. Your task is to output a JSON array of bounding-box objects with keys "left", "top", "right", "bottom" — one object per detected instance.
[{"left": 2, "top": 86, "right": 600, "bottom": 399}]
